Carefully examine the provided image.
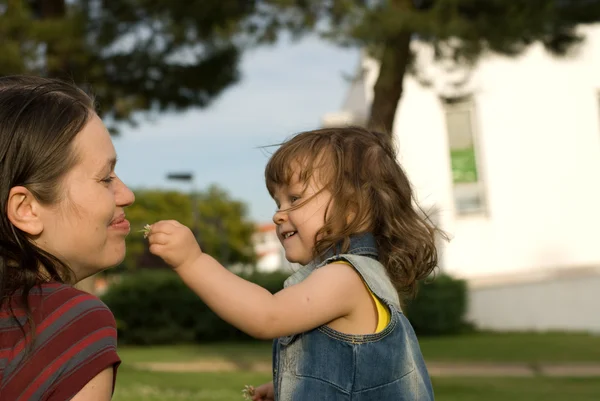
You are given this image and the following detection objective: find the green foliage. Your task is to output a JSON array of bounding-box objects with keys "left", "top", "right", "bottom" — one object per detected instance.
[
  {"left": 0, "top": 0, "right": 257, "bottom": 130},
  {"left": 5, "top": 1, "right": 599, "bottom": 135},
  {"left": 405, "top": 273, "right": 468, "bottom": 336},
  {"left": 195, "top": 186, "right": 257, "bottom": 266},
  {"left": 102, "top": 269, "right": 289, "bottom": 345},
  {"left": 258, "top": 0, "right": 600, "bottom": 132},
  {"left": 260, "top": 0, "right": 600, "bottom": 57},
  {"left": 123, "top": 185, "right": 256, "bottom": 270}
]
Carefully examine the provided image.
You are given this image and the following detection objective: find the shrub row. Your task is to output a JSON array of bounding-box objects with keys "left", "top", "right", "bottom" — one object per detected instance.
[{"left": 102, "top": 269, "right": 467, "bottom": 344}]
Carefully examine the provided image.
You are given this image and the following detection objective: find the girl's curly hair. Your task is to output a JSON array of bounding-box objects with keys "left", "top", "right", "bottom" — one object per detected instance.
[{"left": 265, "top": 126, "right": 447, "bottom": 298}]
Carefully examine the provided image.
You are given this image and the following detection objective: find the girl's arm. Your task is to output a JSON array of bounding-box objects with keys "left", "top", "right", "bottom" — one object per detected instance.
[
  {"left": 177, "top": 253, "right": 362, "bottom": 339},
  {"left": 147, "top": 220, "right": 364, "bottom": 339}
]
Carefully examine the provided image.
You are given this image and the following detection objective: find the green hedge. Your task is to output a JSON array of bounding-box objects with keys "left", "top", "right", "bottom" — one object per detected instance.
[
  {"left": 404, "top": 273, "right": 468, "bottom": 336},
  {"left": 102, "top": 269, "right": 468, "bottom": 344},
  {"left": 101, "top": 269, "right": 288, "bottom": 345}
]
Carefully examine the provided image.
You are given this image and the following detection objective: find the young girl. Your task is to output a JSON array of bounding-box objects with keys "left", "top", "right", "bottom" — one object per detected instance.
[{"left": 147, "top": 126, "right": 442, "bottom": 400}]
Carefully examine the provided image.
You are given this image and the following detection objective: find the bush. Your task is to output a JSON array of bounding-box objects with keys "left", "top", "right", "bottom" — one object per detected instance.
[
  {"left": 101, "top": 269, "right": 289, "bottom": 345},
  {"left": 404, "top": 273, "right": 468, "bottom": 336}
]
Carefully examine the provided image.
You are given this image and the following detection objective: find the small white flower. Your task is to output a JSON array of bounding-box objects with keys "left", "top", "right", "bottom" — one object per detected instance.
[
  {"left": 242, "top": 384, "right": 255, "bottom": 400},
  {"left": 139, "top": 224, "right": 152, "bottom": 239}
]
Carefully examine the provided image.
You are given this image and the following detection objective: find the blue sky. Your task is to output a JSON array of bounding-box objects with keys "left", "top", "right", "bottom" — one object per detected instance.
[{"left": 112, "top": 35, "right": 358, "bottom": 224}]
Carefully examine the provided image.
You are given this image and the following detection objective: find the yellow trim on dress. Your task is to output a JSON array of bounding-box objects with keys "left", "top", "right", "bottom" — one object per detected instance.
[{"left": 334, "top": 262, "right": 390, "bottom": 333}]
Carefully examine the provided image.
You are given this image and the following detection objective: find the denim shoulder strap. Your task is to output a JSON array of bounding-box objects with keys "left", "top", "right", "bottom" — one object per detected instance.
[{"left": 323, "top": 254, "right": 402, "bottom": 311}]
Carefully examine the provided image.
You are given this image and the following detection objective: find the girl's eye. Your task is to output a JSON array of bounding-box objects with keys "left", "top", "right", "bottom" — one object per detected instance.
[
  {"left": 290, "top": 196, "right": 300, "bottom": 203},
  {"left": 101, "top": 176, "right": 116, "bottom": 184}
]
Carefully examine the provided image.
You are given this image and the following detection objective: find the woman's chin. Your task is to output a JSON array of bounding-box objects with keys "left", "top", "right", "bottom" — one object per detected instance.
[{"left": 95, "top": 250, "right": 127, "bottom": 274}]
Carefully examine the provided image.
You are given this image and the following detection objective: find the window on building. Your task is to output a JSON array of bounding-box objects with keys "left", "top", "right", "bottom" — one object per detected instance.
[{"left": 443, "top": 97, "right": 486, "bottom": 215}]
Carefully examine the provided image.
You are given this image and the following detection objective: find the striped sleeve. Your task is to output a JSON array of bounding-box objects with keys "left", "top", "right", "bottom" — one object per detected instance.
[
  {"left": 44, "top": 293, "right": 121, "bottom": 401},
  {"left": 2, "top": 286, "right": 121, "bottom": 401}
]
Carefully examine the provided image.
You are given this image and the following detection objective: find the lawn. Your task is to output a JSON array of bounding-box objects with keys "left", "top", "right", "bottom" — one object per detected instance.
[
  {"left": 418, "top": 331, "right": 600, "bottom": 363},
  {"left": 113, "top": 367, "right": 271, "bottom": 401},
  {"left": 118, "top": 331, "right": 600, "bottom": 365},
  {"left": 113, "top": 368, "right": 600, "bottom": 401},
  {"left": 114, "top": 332, "right": 600, "bottom": 400},
  {"left": 431, "top": 377, "right": 600, "bottom": 401},
  {"left": 119, "top": 342, "right": 272, "bottom": 365}
]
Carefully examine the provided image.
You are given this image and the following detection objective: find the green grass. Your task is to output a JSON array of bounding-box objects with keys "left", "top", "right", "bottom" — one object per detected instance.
[
  {"left": 114, "top": 333, "right": 600, "bottom": 400},
  {"left": 118, "top": 332, "right": 600, "bottom": 366},
  {"left": 113, "top": 368, "right": 600, "bottom": 401},
  {"left": 419, "top": 331, "right": 600, "bottom": 363},
  {"left": 118, "top": 341, "right": 272, "bottom": 365},
  {"left": 431, "top": 377, "right": 600, "bottom": 401},
  {"left": 113, "top": 366, "right": 271, "bottom": 401}
]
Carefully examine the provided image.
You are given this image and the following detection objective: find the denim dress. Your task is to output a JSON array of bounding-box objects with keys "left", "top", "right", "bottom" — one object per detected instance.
[{"left": 272, "top": 234, "right": 435, "bottom": 400}]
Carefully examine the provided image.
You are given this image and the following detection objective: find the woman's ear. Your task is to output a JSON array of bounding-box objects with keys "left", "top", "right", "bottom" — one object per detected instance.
[{"left": 7, "top": 186, "right": 44, "bottom": 236}]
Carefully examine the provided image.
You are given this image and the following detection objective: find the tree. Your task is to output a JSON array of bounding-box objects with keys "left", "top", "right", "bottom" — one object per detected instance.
[
  {"left": 122, "top": 186, "right": 256, "bottom": 270},
  {"left": 6, "top": 1, "right": 599, "bottom": 138},
  {"left": 0, "top": 0, "right": 256, "bottom": 131},
  {"left": 257, "top": 0, "right": 600, "bottom": 136}
]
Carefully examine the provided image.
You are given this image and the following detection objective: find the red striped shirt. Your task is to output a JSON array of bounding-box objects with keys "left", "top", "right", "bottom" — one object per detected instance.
[{"left": 0, "top": 282, "right": 120, "bottom": 400}]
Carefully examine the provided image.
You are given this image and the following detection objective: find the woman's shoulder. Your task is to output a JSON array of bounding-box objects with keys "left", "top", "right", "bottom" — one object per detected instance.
[
  {"left": 0, "top": 282, "right": 121, "bottom": 400},
  {"left": 33, "top": 282, "right": 116, "bottom": 329},
  {"left": 29, "top": 282, "right": 119, "bottom": 369}
]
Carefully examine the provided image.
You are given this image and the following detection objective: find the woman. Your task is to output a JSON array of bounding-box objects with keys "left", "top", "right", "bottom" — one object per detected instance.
[{"left": 0, "top": 76, "right": 135, "bottom": 400}]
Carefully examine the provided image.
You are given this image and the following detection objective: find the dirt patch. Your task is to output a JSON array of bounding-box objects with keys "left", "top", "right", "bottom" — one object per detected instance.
[
  {"left": 133, "top": 360, "right": 600, "bottom": 377},
  {"left": 427, "top": 362, "right": 600, "bottom": 377},
  {"left": 133, "top": 360, "right": 272, "bottom": 373}
]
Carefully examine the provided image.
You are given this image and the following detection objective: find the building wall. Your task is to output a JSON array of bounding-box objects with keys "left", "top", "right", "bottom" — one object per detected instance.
[
  {"left": 322, "top": 26, "right": 600, "bottom": 331},
  {"left": 467, "top": 268, "right": 600, "bottom": 333},
  {"left": 384, "top": 25, "right": 600, "bottom": 279},
  {"left": 253, "top": 224, "right": 289, "bottom": 272}
]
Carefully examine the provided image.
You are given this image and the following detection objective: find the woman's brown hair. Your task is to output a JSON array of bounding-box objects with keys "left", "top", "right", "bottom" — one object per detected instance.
[
  {"left": 0, "top": 75, "right": 95, "bottom": 336},
  {"left": 265, "top": 126, "right": 446, "bottom": 298}
]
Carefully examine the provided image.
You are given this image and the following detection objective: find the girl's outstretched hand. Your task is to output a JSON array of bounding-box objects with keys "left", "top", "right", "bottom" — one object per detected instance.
[
  {"left": 252, "top": 381, "right": 274, "bottom": 401},
  {"left": 145, "top": 220, "right": 202, "bottom": 270}
]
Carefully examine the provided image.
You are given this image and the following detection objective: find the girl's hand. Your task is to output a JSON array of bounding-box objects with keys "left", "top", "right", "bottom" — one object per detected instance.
[
  {"left": 252, "top": 381, "right": 274, "bottom": 401},
  {"left": 146, "top": 220, "right": 202, "bottom": 270}
]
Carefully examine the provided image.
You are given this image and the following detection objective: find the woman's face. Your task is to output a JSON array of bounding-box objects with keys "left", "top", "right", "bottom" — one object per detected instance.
[{"left": 35, "top": 113, "right": 135, "bottom": 280}]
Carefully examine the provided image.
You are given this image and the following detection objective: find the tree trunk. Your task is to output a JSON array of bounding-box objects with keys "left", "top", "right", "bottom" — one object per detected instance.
[
  {"left": 367, "top": 30, "right": 412, "bottom": 139},
  {"left": 36, "top": 0, "right": 66, "bottom": 17},
  {"left": 367, "top": 0, "right": 415, "bottom": 140}
]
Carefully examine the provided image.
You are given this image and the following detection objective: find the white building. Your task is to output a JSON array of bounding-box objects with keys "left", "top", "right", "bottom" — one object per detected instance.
[
  {"left": 252, "top": 223, "right": 290, "bottom": 273},
  {"left": 323, "top": 24, "right": 600, "bottom": 332}
]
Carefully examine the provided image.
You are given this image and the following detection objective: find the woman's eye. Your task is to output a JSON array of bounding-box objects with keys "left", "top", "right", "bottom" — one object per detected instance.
[{"left": 101, "top": 176, "right": 116, "bottom": 184}]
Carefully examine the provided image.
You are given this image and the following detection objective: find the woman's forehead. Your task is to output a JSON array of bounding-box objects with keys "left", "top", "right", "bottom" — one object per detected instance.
[{"left": 71, "top": 115, "right": 116, "bottom": 169}]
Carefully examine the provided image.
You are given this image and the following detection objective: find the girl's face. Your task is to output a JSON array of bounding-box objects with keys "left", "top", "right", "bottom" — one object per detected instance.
[{"left": 271, "top": 174, "right": 332, "bottom": 265}]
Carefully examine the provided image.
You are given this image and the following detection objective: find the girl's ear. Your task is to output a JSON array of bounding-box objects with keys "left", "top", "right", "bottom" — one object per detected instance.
[{"left": 7, "top": 186, "right": 44, "bottom": 236}]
